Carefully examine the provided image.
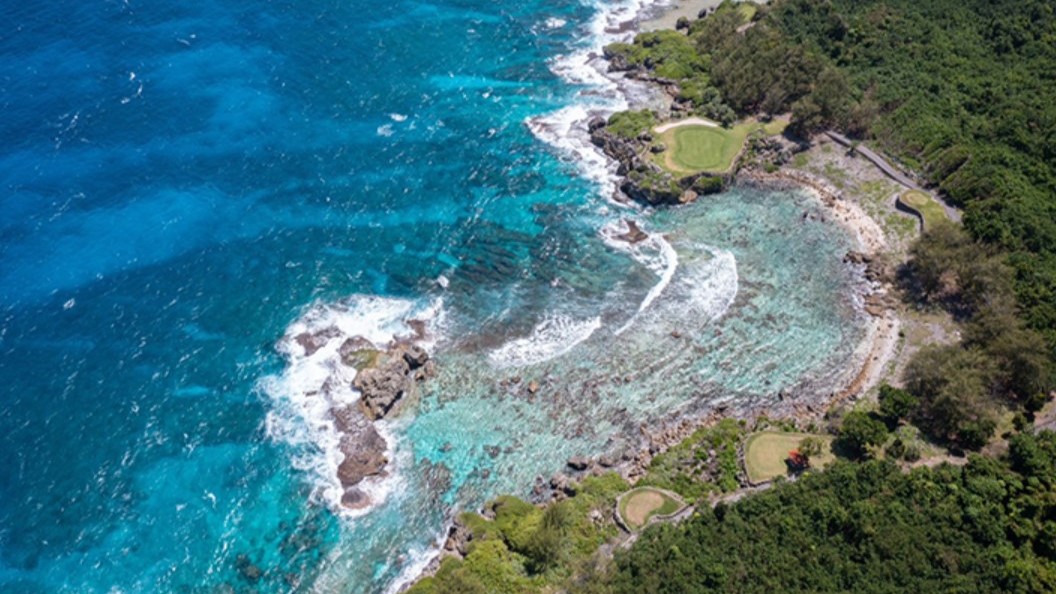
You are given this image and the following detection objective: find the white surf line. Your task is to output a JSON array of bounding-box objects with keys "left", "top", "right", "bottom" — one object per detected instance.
[
  {"left": 653, "top": 116, "right": 720, "bottom": 133},
  {"left": 614, "top": 233, "right": 678, "bottom": 336}
]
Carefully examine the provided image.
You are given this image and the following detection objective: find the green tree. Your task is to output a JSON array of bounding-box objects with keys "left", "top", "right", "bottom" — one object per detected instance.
[
  {"left": 798, "top": 436, "right": 824, "bottom": 460},
  {"left": 838, "top": 411, "right": 888, "bottom": 457},
  {"left": 905, "top": 345, "right": 998, "bottom": 449},
  {"left": 877, "top": 384, "right": 919, "bottom": 425}
]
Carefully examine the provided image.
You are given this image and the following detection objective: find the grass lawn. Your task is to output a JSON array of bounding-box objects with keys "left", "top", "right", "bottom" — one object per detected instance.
[
  {"left": 900, "top": 190, "right": 949, "bottom": 230},
  {"left": 744, "top": 431, "right": 836, "bottom": 483},
  {"left": 618, "top": 487, "right": 685, "bottom": 530},
  {"left": 654, "top": 120, "right": 758, "bottom": 175}
]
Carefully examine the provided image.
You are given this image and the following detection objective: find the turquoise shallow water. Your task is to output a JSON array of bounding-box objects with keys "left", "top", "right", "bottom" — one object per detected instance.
[{"left": 0, "top": 0, "right": 864, "bottom": 592}]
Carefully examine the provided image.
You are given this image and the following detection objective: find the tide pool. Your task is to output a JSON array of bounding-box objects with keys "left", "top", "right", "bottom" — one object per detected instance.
[{"left": 0, "top": 1, "right": 865, "bottom": 593}]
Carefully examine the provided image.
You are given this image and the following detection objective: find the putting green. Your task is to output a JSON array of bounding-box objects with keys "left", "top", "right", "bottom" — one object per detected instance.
[
  {"left": 744, "top": 431, "right": 835, "bottom": 483},
  {"left": 617, "top": 487, "right": 685, "bottom": 530},
  {"left": 901, "top": 190, "right": 949, "bottom": 231},
  {"left": 670, "top": 126, "right": 735, "bottom": 171}
]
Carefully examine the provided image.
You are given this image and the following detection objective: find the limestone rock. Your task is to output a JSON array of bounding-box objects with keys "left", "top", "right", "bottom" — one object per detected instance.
[
  {"left": 567, "top": 456, "right": 589, "bottom": 471},
  {"left": 354, "top": 351, "right": 412, "bottom": 419}
]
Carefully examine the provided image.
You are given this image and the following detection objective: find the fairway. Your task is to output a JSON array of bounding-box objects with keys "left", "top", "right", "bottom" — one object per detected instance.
[
  {"left": 900, "top": 190, "right": 949, "bottom": 231},
  {"left": 744, "top": 431, "right": 835, "bottom": 484},
  {"left": 617, "top": 487, "right": 685, "bottom": 530}
]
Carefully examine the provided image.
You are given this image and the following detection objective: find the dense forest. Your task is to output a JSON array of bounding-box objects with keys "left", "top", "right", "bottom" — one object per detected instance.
[{"left": 583, "top": 432, "right": 1056, "bottom": 594}]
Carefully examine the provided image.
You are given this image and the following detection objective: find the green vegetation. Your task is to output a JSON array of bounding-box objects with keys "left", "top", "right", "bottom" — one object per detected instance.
[
  {"left": 638, "top": 419, "right": 744, "bottom": 499},
  {"left": 899, "top": 225, "right": 1053, "bottom": 450},
  {"left": 408, "top": 474, "right": 628, "bottom": 594},
  {"left": 582, "top": 434, "right": 1056, "bottom": 594},
  {"left": 617, "top": 488, "right": 684, "bottom": 530},
  {"left": 901, "top": 190, "right": 949, "bottom": 231},
  {"left": 837, "top": 411, "right": 890, "bottom": 458},
  {"left": 668, "top": 126, "right": 733, "bottom": 171},
  {"left": 743, "top": 431, "right": 834, "bottom": 482},
  {"left": 763, "top": 0, "right": 1056, "bottom": 356},
  {"left": 605, "top": 110, "right": 655, "bottom": 140}
]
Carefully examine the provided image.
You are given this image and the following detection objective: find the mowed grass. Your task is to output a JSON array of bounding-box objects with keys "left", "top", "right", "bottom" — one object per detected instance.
[
  {"left": 618, "top": 487, "right": 684, "bottom": 530},
  {"left": 744, "top": 431, "right": 836, "bottom": 483},
  {"left": 656, "top": 121, "right": 755, "bottom": 174},
  {"left": 901, "top": 190, "right": 949, "bottom": 230},
  {"left": 654, "top": 117, "right": 785, "bottom": 175}
]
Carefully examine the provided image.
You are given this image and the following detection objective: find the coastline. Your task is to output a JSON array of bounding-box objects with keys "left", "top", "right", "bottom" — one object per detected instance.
[{"left": 404, "top": 0, "right": 905, "bottom": 588}]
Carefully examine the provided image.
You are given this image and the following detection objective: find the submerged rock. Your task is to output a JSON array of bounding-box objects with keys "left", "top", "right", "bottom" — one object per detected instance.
[
  {"left": 235, "top": 554, "right": 263, "bottom": 583},
  {"left": 618, "top": 219, "right": 649, "bottom": 244}
]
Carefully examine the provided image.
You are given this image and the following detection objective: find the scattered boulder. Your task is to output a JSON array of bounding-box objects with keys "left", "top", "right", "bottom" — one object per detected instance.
[
  {"left": 588, "top": 116, "right": 607, "bottom": 133},
  {"left": 678, "top": 189, "right": 699, "bottom": 204},
  {"left": 567, "top": 456, "right": 589, "bottom": 471},
  {"left": 527, "top": 380, "right": 540, "bottom": 394},
  {"left": 676, "top": 16, "right": 690, "bottom": 30},
  {"left": 650, "top": 142, "right": 666, "bottom": 153},
  {"left": 341, "top": 487, "right": 371, "bottom": 510}
]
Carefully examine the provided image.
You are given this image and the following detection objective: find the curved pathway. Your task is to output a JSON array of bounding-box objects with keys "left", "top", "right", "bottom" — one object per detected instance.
[{"left": 825, "top": 131, "right": 961, "bottom": 223}]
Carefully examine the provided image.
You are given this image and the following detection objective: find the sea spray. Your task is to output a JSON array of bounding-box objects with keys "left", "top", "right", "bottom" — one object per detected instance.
[{"left": 488, "top": 314, "right": 603, "bottom": 368}]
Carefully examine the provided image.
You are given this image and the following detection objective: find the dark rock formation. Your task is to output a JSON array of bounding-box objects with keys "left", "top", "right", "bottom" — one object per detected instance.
[
  {"left": 567, "top": 455, "right": 589, "bottom": 471},
  {"left": 334, "top": 407, "right": 388, "bottom": 487},
  {"left": 676, "top": 16, "right": 690, "bottom": 30},
  {"left": 353, "top": 344, "right": 432, "bottom": 420},
  {"left": 618, "top": 219, "right": 649, "bottom": 244},
  {"left": 294, "top": 326, "right": 342, "bottom": 356}
]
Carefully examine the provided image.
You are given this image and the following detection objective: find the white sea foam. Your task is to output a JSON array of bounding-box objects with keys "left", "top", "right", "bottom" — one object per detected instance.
[
  {"left": 260, "top": 295, "right": 443, "bottom": 517},
  {"left": 544, "top": 17, "right": 568, "bottom": 29},
  {"left": 678, "top": 246, "right": 739, "bottom": 322},
  {"left": 599, "top": 219, "right": 680, "bottom": 334},
  {"left": 488, "top": 314, "right": 602, "bottom": 368},
  {"left": 389, "top": 113, "right": 408, "bottom": 122},
  {"left": 377, "top": 124, "right": 394, "bottom": 137},
  {"left": 526, "top": 0, "right": 667, "bottom": 201}
]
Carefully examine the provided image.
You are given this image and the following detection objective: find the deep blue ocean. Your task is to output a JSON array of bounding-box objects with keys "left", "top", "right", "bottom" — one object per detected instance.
[{"left": 0, "top": 1, "right": 866, "bottom": 592}]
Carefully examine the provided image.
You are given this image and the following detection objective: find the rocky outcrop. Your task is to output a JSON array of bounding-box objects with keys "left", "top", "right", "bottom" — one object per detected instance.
[
  {"left": 294, "top": 326, "right": 342, "bottom": 356},
  {"left": 330, "top": 338, "right": 436, "bottom": 511},
  {"left": 333, "top": 406, "right": 389, "bottom": 488},
  {"left": 589, "top": 115, "right": 727, "bottom": 206},
  {"left": 354, "top": 344, "right": 435, "bottom": 420}
]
